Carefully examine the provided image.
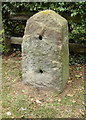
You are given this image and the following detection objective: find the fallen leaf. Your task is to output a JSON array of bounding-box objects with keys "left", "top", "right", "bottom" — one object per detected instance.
[
  {"left": 21, "top": 90, "right": 25, "bottom": 93},
  {"left": 75, "top": 75, "right": 81, "bottom": 78},
  {"left": 82, "top": 102, "right": 84, "bottom": 105},
  {"left": 12, "top": 53, "right": 16, "bottom": 57},
  {"left": 14, "top": 90, "right": 16, "bottom": 93},
  {"left": 31, "top": 98, "right": 34, "bottom": 101},
  {"left": 6, "top": 112, "right": 11, "bottom": 116},
  {"left": 1, "top": 89, "right": 2, "bottom": 92},
  {"left": 20, "top": 115, "right": 24, "bottom": 118},
  {"left": 36, "top": 99, "right": 42, "bottom": 104},
  {"left": 21, "top": 107, "right": 27, "bottom": 111},
  {"left": 67, "top": 93, "right": 74, "bottom": 97},
  {"left": 67, "top": 80, "right": 72, "bottom": 83},
  {"left": 58, "top": 99, "right": 61, "bottom": 102},
  {"left": 72, "top": 99, "right": 76, "bottom": 103}
]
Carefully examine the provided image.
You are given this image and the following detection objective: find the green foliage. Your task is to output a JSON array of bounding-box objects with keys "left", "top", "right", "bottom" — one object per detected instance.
[
  {"left": 0, "top": 29, "right": 10, "bottom": 53},
  {"left": 0, "top": 29, "right": 5, "bottom": 53},
  {"left": 69, "top": 53, "right": 85, "bottom": 66},
  {"left": 2, "top": 2, "right": 86, "bottom": 44}
]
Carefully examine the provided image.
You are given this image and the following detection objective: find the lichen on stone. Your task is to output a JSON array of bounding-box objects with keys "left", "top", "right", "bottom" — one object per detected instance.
[{"left": 40, "top": 10, "right": 53, "bottom": 15}]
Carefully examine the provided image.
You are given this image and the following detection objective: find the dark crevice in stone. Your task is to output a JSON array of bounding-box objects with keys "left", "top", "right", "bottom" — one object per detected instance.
[
  {"left": 39, "top": 35, "right": 42, "bottom": 40},
  {"left": 39, "top": 69, "right": 43, "bottom": 73}
]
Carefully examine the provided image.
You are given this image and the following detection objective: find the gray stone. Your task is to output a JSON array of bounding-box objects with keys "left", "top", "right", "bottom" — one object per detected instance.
[{"left": 22, "top": 10, "right": 69, "bottom": 93}]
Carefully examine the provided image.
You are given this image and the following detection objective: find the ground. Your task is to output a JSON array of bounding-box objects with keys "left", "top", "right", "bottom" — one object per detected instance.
[{"left": 2, "top": 55, "right": 85, "bottom": 118}]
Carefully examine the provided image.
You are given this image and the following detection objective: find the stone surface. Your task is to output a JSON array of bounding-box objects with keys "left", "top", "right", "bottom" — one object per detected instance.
[{"left": 22, "top": 10, "right": 69, "bottom": 93}]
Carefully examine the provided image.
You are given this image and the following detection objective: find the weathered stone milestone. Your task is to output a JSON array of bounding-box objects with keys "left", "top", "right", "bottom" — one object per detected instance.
[{"left": 22, "top": 10, "right": 69, "bottom": 93}]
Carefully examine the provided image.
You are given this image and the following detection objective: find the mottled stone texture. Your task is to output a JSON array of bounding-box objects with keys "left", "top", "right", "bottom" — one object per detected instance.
[{"left": 22, "top": 10, "right": 69, "bottom": 93}]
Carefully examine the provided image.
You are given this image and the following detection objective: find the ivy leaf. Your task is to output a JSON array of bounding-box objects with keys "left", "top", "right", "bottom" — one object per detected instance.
[
  {"left": 71, "top": 12, "right": 77, "bottom": 17},
  {"left": 12, "top": 78, "right": 17, "bottom": 82},
  {"left": 75, "top": 75, "right": 81, "bottom": 78},
  {"left": 0, "top": 29, "right": 4, "bottom": 35},
  {"left": 34, "top": 7, "right": 36, "bottom": 11}
]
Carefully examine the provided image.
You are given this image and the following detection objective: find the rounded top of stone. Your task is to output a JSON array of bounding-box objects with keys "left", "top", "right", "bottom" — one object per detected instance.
[
  {"left": 28, "top": 10, "right": 67, "bottom": 24},
  {"left": 24, "top": 10, "right": 68, "bottom": 36}
]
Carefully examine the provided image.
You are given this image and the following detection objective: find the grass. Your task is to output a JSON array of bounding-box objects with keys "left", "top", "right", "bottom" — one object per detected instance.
[{"left": 2, "top": 55, "right": 85, "bottom": 118}]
